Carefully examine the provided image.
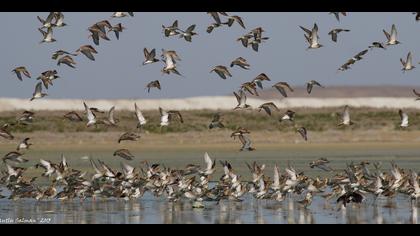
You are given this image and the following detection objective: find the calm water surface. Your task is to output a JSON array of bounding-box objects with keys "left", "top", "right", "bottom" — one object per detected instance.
[
  {"left": 0, "top": 192, "right": 418, "bottom": 224},
  {"left": 1, "top": 148, "right": 420, "bottom": 224}
]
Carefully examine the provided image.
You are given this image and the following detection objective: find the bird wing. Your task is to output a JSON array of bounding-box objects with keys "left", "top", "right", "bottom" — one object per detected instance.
[
  {"left": 212, "top": 113, "right": 221, "bottom": 122},
  {"left": 390, "top": 24, "right": 397, "bottom": 42},
  {"left": 215, "top": 70, "right": 227, "bottom": 80},
  {"left": 273, "top": 164, "right": 280, "bottom": 188},
  {"left": 90, "top": 159, "right": 102, "bottom": 175},
  {"left": 399, "top": 110, "right": 408, "bottom": 126},
  {"left": 204, "top": 152, "right": 213, "bottom": 171},
  {"left": 343, "top": 106, "right": 350, "bottom": 123},
  {"left": 413, "top": 89, "right": 420, "bottom": 97},
  {"left": 285, "top": 167, "right": 297, "bottom": 180},
  {"left": 407, "top": 52, "right": 413, "bottom": 67},
  {"left": 239, "top": 90, "right": 247, "bottom": 105},
  {"left": 108, "top": 106, "right": 116, "bottom": 124},
  {"left": 22, "top": 68, "right": 31, "bottom": 78},
  {"left": 411, "top": 171, "right": 420, "bottom": 193},
  {"left": 391, "top": 161, "right": 402, "bottom": 182},
  {"left": 317, "top": 164, "right": 333, "bottom": 172},
  {"left": 299, "top": 26, "right": 312, "bottom": 36},
  {"left": 159, "top": 107, "right": 169, "bottom": 125},
  {"left": 307, "top": 83, "right": 313, "bottom": 94},
  {"left": 169, "top": 111, "right": 184, "bottom": 123},
  {"left": 135, "top": 103, "right": 147, "bottom": 125},
  {"left": 261, "top": 105, "right": 272, "bottom": 116},
  {"left": 40, "top": 159, "right": 52, "bottom": 170},
  {"left": 311, "top": 23, "right": 319, "bottom": 40},
  {"left": 330, "top": 31, "right": 337, "bottom": 42},
  {"left": 149, "top": 48, "right": 156, "bottom": 59},
  {"left": 34, "top": 82, "right": 43, "bottom": 95},
  {"left": 258, "top": 178, "right": 265, "bottom": 192},
  {"left": 282, "top": 82, "right": 294, "bottom": 92},
  {"left": 164, "top": 54, "right": 176, "bottom": 69},
  {"left": 383, "top": 29, "right": 391, "bottom": 41},
  {"left": 233, "top": 91, "right": 241, "bottom": 104},
  {"left": 298, "top": 127, "right": 307, "bottom": 140},
  {"left": 233, "top": 16, "right": 246, "bottom": 29},
  {"left": 121, "top": 162, "right": 135, "bottom": 176},
  {"left": 186, "top": 24, "right": 196, "bottom": 33},
  {"left": 355, "top": 49, "right": 368, "bottom": 58},
  {"left": 45, "top": 12, "right": 55, "bottom": 23},
  {"left": 209, "top": 12, "right": 222, "bottom": 24},
  {"left": 84, "top": 102, "right": 96, "bottom": 122},
  {"left": 274, "top": 85, "right": 287, "bottom": 97},
  {"left": 81, "top": 49, "right": 95, "bottom": 61}
]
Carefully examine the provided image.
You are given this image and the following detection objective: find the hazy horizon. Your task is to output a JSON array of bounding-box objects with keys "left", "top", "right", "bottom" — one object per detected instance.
[{"left": 1, "top": 12, "right": 420, "bottom": 100}]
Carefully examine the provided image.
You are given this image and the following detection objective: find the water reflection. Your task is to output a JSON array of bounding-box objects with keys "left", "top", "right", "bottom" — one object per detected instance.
[{"left": 0, "top": 194, "right": 418, "bottom": 224}]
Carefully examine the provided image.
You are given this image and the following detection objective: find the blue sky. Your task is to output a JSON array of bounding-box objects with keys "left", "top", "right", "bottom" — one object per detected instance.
[{"left": 1, "top": 12, "right": 419, "bottom": 99}]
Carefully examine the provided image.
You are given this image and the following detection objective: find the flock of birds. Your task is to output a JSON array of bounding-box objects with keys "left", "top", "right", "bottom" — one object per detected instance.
[
  {"left": 2, "top": 12, "right": 420, "bottom": 210},
  {"left": 0, "top": 152, "right": 419, "bottom": 211}
]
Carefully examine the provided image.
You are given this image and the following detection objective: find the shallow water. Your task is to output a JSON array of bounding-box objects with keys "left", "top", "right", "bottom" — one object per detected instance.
[
  {"left": 0, "top": 192, "right": 418, "bottom": 224},
  {"left": 1, "top": 146, "right": 420, "bottom": 224}
]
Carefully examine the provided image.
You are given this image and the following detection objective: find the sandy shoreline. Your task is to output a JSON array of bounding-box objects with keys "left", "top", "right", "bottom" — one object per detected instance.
[{"left": 1, "top": 96, "right": 420, "bottom": 111}]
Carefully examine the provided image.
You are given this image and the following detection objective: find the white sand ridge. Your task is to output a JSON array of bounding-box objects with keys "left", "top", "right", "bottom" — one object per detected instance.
[{"left": 0, "top": 96, "right": 419, "bottom": 111}]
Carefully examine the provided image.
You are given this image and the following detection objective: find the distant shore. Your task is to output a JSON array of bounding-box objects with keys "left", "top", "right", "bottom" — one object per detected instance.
[{"left": 1, "top": 96, "right": 420, "bottom": 111}]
